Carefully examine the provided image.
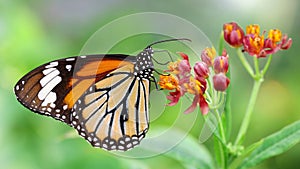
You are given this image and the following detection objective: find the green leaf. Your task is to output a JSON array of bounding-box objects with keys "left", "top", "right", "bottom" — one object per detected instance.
[
  {"left": 229, "top": 140, "right": 263, "bottom": 169},
  {"left": 237, "top": 120, "right": 300, "bottom": 169},
  {"left": 140, "top": 126, "right": 215, "bottom": 169}
]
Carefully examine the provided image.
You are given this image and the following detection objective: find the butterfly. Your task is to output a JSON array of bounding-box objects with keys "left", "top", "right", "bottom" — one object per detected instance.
[{"left": 14, "top": 38, "right": 190, "bottom": 151}]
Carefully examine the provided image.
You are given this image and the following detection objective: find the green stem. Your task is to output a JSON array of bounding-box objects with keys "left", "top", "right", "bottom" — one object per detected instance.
[
  {"left": 262, "top": 54, "right": 273, "bottom": 76},
  {"left": 225, "top": 58, "right": 232, "bottom": 140},
  {"left": 253, "top": 56, "right": 260, "bottom": 76},
  {"left": 216, "top": 109, "right": 227, "bottom": 144},
  {"left": 218, "top": 32, "right": 225, "bottom": 55},
  {"left": 236, "top": 49, "right": 255, "bottom": 78},
  {"left": 214, "top": 109, "right": 228, "bottom": 169},
  {"left": 234, "top": 79, "right": 262, "bottom": 146}
]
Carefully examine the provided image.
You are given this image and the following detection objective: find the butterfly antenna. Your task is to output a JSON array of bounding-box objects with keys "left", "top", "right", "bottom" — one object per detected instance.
[{"left": 147, "top": 38, "right": 191, "bottom": 48}]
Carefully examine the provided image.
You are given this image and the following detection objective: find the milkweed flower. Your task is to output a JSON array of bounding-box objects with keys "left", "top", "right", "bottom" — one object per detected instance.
[
  {"left": 213, "top": 73, "right": 230, "bottom": 92},
  {"left": 212, "top": 49, "right": 230, "bottom": 91},
  {"left": 223, "top": 22, "right": 292, "bottom": 58},
  {"left": 183, "top": 77, "right": 209, "bottom": 115},
  {"left": 223, "top": 22, "right": 245, "bottom": 47},
  {"left": 158, "top": 48, "right": 231, "bottom": 115},
  {"left": 158, "top": 75, "right": 181, "bottom": 106},
  {"left": 201, "top": 47, "right": 216, "bottom": 66},
  {"left": 159, "top": 53, "right": 209, "bottom": 115},
  {"left": 213, "top": 50, "right": 229, "bottom": 74},
  {"left": 194, "top": 62, "right": 210, "bottom": 79},
  {"left": 158, "top": 74, "right": 179, "bottom": 90},
  {"left": 194, "top": 61, "right": 209, "bottom": 92}
]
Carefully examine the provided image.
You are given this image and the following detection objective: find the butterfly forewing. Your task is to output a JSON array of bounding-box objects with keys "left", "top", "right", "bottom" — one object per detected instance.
[{"left": 14, "top": 48, "right": 154, "bottom": 151}]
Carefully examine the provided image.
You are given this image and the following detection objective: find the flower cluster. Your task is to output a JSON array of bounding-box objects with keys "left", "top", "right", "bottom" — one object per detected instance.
[
  {"left": 158, "top": 50, "right": 230, "bottom": 115},
  {"left": 223, "top": 22, "right": 292, "bottom": 58}
]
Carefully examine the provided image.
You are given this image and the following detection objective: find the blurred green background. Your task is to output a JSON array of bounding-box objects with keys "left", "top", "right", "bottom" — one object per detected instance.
[{"left": 1, "top": 0, "right": 299, "bottom": 169}]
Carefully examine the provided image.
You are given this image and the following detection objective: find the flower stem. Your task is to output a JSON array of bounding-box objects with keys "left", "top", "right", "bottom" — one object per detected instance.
[
  {"left": 262, "top": 54, "right": 273, "bottom": 76},
  {"left": 253, "top": 56, "right": 260, "bottom": 76},
  {"left": 234, "top": 78, "right": 262, "bottom": 145},
  {"left": 216, "top": 109, "right": 227, "bottom": 144},
  {"left": 225, "top": 61, "right": 232, "bottom": 140},
  {"left": 218, "top": 32, "right": 225, "bottom": 55},
  {"left": 214, "top": 108, "right": 228, "bottom": 169},
  {"left": 236, "top": 49, "right": 255, "bottom": 78}
]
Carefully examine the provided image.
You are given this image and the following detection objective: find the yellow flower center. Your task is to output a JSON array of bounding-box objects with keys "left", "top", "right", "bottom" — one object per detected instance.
[
  {"left": 268, "top": 29, "right": 282, "bottom": 43},
  {"left": 158, "top": 75, "right": 179, "bottom": 90},
  {"left": 184, "top": 77, "right": 202, "bottom": 95},
  {"left": 249, "top": 34, "right": 264, "bottom": 54},
  {"left": 167, "top": 61, "right": 180, "bottom": 74},
  {"left": 205, "top": 47, "right": 216, "bottom": 61},
  {"left": 246, "top": 24, "right": 260, "bottom": 35},
  {"left": 224, "top": 24, "right": 233, "bottom": 32}
]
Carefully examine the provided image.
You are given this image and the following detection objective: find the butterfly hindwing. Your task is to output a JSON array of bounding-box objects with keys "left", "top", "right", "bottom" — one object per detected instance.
[{"left": 71, "top": 64, "right": 151, "bottom": 150}]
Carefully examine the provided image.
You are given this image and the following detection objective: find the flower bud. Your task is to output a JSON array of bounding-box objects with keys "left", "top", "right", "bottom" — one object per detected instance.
[
  {"left": 178, "top": 52, "right": 191, "bottom": 74},
  {"left": 213, "top": 73, "right": 230, "bottom": 91},
  {"left": 213, "top": 54, "right": 229, "bottom": 74},
  {"left": 223, "top": 22, "right": 245, "bottom": 47},
  {"left": 194, "top": 61, "right": 209, "bottom": 79}
]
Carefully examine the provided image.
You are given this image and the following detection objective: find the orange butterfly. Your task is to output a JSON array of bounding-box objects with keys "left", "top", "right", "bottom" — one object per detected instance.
[{"left": 14, "top": 38, "right": 190, "bottom": 151}]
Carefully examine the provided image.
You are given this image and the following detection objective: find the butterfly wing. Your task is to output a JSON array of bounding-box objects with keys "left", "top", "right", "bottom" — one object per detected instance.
[
  {"left": 14, "top": 54, "right": 150, "bottom": 151},
  {"left": 73, "top": 65, "right": 150, "bottom": 150}
]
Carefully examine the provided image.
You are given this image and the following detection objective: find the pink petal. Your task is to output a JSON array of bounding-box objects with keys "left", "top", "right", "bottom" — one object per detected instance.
[
  {"left": 166, "top": 90, "right": 181, "bottom": 106},
  {"left": 199, "top": 95, "right": 209, "bottom": 115},
  {"left": 184, "top": 95, "right": 199, "bottom": 114}
]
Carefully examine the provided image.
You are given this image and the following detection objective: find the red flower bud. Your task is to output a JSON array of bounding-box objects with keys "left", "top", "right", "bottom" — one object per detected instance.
[
  {"left": 213, "top": 73, "right": 230, "bottom": 91},
  {"left": 223, "top": 22, "right": 245, "bottom": 47},
  {"left": 194, "top": 62, "right": 209, "bottom": 79},
  {"left": 213, "top": 55, "right": 229, "bottom": 74},
  {"left": 177, "top": 52, "right": 192, "bottom": 75}
]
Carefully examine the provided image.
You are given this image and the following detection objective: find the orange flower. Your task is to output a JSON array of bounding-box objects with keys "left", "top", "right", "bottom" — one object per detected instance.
[
  {"left": 224, "top": 22, "right": 292, "bottom": 58},
  {"left": 158, "top": 75, "right": 179, "bottom": 90}
]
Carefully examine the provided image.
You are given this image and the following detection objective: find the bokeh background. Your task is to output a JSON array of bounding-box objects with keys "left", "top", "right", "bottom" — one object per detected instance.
[{"left": 1, "top": 0, "right": 299, "bottom": 169}]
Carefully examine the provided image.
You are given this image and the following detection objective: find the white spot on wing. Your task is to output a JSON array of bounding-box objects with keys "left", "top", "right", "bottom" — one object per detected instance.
[
  {"left": 41, "top": 92, "right": 57, "bottom": 107},
  {"left": 49, "top": 102, "right": 56, "bottom": 108},
  {"left": 15, "top": 85, "right": 19, "bottom": 91},
  {"left": 40, "top": 69, "right": 60, "bottom": 87},
  {"left": 38, "top": 76, "right": 62, "bottom": 100},
  {"left": 80, "top": 55, "right": 86, "bottom": 58},
  {"left": 66, "top": 65, "right": 72, "bottom": 71},
  {"left": 66, "top": 58, "right": 75, "bottom": 61},
  {"left": 45, "top": 61, "right": 58, "bottom": 68},
  {"left": 42, "top": 67, "right": 56, "bottom": 75},
  {"left": 63, "top": 105, "right": 68, "bottom": 110}
]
